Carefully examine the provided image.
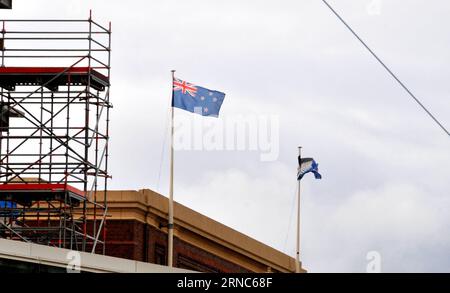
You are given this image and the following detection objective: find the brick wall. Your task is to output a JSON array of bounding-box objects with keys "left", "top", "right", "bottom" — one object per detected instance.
[
  {"left": 103, "top": 220, "right": 146, "bottom": 261},
  {"left": 17, "top": 219, "right": 265, "bottom": 272},
  {"left": 102, "top": 220, "right": 253, "bottom": 273}
]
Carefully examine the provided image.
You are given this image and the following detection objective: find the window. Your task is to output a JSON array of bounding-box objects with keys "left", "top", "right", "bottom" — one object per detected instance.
[
  {"left": 155, "top": 244, "right": 166, "bottom": 265},
  {"left": 177, "top": 255, "right": 218, "bottom": 273}
]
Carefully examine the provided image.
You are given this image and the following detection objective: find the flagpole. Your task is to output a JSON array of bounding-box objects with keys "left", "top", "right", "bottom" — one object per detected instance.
[
  {"left": 295, "top": 146, "right": 302, "bottom": 273},
  {"left": 168, "top": 70, "right": 176, "bottom": 267}
]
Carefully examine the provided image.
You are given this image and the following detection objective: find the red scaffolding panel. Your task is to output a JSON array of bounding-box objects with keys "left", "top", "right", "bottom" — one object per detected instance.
[
  {"left": 0, "top": 66, "right": 109, "bottom": 91},
  {"left": 0, "top": 183, "right": 86, "bottom": 205}
]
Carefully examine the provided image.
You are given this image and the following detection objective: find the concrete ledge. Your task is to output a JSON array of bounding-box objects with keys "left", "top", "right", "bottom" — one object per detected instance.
[{"left": 0, "top": 238, "right": 194, "bottom": 273}]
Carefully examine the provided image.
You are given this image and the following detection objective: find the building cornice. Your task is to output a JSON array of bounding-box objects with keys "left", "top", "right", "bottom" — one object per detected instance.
[{"left": 94, "top": 189, "right": 306, "bottom": 273}]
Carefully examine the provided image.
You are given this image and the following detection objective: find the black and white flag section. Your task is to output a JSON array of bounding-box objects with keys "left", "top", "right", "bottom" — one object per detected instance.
[{"left": 297, "top": 157, "right": 322, "bottom": 180}]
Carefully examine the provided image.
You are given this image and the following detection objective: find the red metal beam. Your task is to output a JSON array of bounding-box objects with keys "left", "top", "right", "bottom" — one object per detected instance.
[{"left": 0, "top": 183, "right": 85, "bottom": 197}]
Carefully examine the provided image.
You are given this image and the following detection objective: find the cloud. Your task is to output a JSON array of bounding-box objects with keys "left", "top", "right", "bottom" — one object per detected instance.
[
  {"left": 301, "top": 183, "right": 450, "bottom": 272},
  {"left": 2, "top": 0, "right": 450, "bottom": 272},
  {"left": 175, "top": 163, "right": 297, "bottom": 252},
  {"left": 176, "top": 167, "right": 450, "bottom": 273}
]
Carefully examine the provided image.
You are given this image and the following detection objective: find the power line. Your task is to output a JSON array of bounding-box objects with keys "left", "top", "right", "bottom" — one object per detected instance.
[{"left": 321, "top": 0, "right": 450, "bottom": 137}]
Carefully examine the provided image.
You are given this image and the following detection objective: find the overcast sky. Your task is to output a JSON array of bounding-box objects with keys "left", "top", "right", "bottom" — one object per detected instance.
[{"left": 2, "top": 0, "right": 450, "bottom": 273}]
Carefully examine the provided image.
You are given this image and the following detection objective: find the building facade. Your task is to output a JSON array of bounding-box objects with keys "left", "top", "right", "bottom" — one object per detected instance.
[{"left": 93, "top": 189, "right": 305, "bottom": 273}]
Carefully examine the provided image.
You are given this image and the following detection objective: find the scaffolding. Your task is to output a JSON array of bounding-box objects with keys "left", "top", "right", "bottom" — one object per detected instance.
[{"left": 0, "top": 13, "right": 111, "bottom": 254}]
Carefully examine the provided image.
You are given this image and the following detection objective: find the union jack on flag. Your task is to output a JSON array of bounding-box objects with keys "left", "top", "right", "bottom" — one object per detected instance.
[{"left": 173, "top": 78, "right": 198, "bottom": 97}]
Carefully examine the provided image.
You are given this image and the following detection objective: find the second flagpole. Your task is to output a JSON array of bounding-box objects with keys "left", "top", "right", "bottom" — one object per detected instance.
[
  {"left": 295, "top": 146, "right": 302, "bottom": 273},
  {"left": 168, "top": 70, "right": 176, "bottom": 267}
]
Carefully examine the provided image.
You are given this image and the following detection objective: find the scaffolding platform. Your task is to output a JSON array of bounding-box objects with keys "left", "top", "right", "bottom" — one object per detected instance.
[
  {"left": 0, "top": 183, "right": 86, "bottom": 206},
  {"left": 0, "top": 67, "right": 109, "bottom": 92},
  {"left": 0, "top": 16, "right": 111, "bottom": 252}
]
